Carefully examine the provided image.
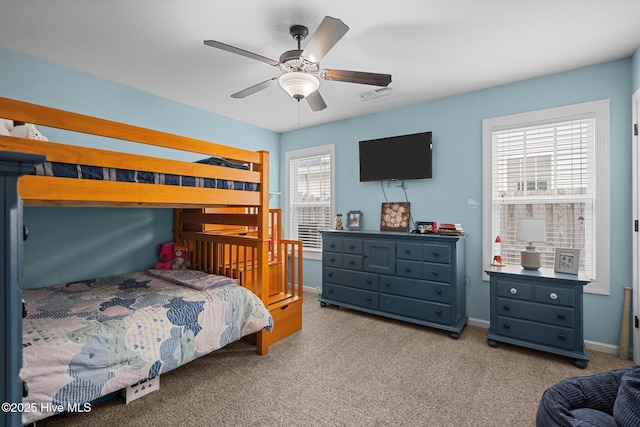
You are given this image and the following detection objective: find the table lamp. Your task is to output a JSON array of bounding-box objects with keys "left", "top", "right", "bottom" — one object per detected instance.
[{"left": 516, "top": 218, "right": 546, "bottom": 270}]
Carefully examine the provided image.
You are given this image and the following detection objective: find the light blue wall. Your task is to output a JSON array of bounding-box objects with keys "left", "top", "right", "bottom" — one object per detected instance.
[
  {"left": 281, "top": 58, "right": 634, "bottom": 346},
  {"left": 633, "top": 46, "right": 640, "bottom": 91},
  {"left": 0, "top": 47, "right": 280, "bottom": 288}
]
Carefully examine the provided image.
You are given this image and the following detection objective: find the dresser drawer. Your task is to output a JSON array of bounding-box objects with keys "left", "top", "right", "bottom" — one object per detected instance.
[
  {"left": 323, "top": 237, "right": 342, "bottom": 253},
  {"left": 397, "top": 259, "right": 422, "bottom": 279},
  {"left": 323, "top": 283, "right": 378, "bottom": 310},
  {"left": 495, "top": 316, "right": 576, "bottom": 351},
  {"left": 535, "top": 284, "right": 576, "bottom": 307},
  {"left": 380, "top": 294, "right": 451, "bottom": 325},
  {"left": 323, "top": 253, "right": 343, "bottom": 268},
  {"left": 343, "top": 238, "right": 363, "bottom": 254},
  {"left": 343, "top": 254, "right": 363, "bottom": 271},
  {"left": 324, "top": 267, "right": 378, "bottom": 292},
  {"left": 381, "top": 276, "right": 451, "bottom": 303},
  {"left": 397, "top": 242, "right": 421, "bottom": 260},
  {"left": 496, "top": 280, "right": 533, "bottom": 301},
  {"left": 422, "top": 244, "right": 451, "bottom": 264},
  {"left": 496, "top": 297, "right": 575, "bottom": 328},
  {"left": 422, "top": 262, "right": 451, "bottom": 283}
]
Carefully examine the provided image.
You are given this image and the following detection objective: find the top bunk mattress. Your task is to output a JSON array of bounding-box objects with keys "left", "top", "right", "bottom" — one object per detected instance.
[{"left": 32, "top": 156, "right": 259, "bottom": 191}]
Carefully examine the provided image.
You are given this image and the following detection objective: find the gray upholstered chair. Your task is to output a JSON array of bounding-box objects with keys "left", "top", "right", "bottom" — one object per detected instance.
[{"left": 536, "top": 366, "right": 640, "bottom": 427}]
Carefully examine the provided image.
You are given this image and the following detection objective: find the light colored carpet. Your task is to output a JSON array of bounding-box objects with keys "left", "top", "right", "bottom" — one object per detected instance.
[{"left": 37, "top": 292, "right": 634, "bottom": 427}]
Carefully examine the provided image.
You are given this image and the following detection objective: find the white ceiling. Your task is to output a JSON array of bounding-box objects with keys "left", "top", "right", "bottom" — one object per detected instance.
[{"left": 2, "top": 0, "right": 640, "bottom": 133}]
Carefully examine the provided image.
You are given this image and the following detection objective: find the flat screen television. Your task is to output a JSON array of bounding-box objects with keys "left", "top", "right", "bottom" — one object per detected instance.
[{"left": 359, "top": 131, "right": 432, "bottom": 182}]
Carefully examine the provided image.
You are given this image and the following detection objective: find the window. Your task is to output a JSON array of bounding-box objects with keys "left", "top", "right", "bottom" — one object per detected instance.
[
  {"left": 482, "top": 100, "right": 610, "bottom": 294},
  {"left": 285, "top": 144, "right": 335, "bottom": 260}
]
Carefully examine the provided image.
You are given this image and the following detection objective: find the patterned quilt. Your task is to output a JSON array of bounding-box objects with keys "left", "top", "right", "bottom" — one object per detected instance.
[{"left": 20, "top": 271, "right": 273, "bottom": 424}]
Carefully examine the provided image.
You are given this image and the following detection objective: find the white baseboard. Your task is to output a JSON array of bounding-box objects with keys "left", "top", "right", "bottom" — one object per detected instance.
[{"left": 467, "top": 317, "right": 620, "bottom": 355}]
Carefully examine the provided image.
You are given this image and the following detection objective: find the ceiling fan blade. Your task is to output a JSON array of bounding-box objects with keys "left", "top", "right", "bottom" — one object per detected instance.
[
  {"left": 321, "top": 69, "right": 392, "bottom": 87},
  {"left": 301, "top": 16, "right": 349, "bottom": 64},
  {"left": 231, "top": 77, "right": 279, "bottom": 99},
  {"left": 306, "top": 90, "right": 327, "bottom": 112},
  {"left": 204, "top": 40, "right": 280, "bottom": 67}
]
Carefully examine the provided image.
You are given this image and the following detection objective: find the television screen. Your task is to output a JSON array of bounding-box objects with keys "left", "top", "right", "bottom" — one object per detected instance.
[{"left": 359, "top": 131, "right": 432, "bottom": 182}]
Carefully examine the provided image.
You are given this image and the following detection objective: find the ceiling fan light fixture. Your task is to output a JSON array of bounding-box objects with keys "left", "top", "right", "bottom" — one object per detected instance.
[{"left": 279, "top": 72, "right": 320, "bottom": 100}]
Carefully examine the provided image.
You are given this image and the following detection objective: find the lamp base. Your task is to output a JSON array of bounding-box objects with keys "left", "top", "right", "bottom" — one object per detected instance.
[{"left": 520, "top": 250, "right": 541, "bottom": 270}]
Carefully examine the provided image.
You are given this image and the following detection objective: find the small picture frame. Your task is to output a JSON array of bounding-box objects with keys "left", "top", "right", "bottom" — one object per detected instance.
[
  {"left": 346, "top": 210, "right": 363, "bottom": 230},
  {"left": 380, "top": 202, "right": 411, "bottom": 232},
  {"left": 554, "top": 248, "right": 580, "bottom": 274}
]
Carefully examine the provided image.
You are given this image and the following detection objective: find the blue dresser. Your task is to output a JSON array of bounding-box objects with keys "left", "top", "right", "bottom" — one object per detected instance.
[
  {"left": 485, "top": 265, "right": 590, "bottom": 368},
  {"left": 320, "top": 230, "right": 467, "bottom": 338},
  {"left": 1, "top": 151, "right": 45, "bottom": 427}
]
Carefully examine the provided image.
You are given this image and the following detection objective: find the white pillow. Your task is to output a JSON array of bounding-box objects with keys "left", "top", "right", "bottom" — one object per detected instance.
[
  {"left": 10, "top": 123, "right": 48, "bottom": 141},
  {"left": 0, "top": 118, "right": 13, "bottom": 136}
]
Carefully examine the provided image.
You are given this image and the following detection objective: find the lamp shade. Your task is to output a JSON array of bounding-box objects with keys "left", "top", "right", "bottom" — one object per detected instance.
[
  {"left": 279, "top": 72, "right": 320, "bottom": 100},
  {"left": 515, "top": 219, "right": 546, "bottom": 244}
]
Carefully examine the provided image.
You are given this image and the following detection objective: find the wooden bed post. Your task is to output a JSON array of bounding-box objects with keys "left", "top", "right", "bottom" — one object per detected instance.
[{"left": 255, "top": 150, "right": 270, "bottom": 355}]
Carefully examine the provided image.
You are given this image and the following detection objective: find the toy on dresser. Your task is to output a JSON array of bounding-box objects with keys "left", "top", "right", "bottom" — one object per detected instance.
[{"left": 154, "top": 241, "right": 190, "bottom": 269}]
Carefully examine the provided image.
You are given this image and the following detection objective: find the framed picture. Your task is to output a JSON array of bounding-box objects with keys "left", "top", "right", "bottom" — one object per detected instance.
[
  {"left": 554, "top": 248, "right": 580, "bottom": 274},
  {"left": 415, "top": 221, "right": 438, "bottom": 234},
  {"left": 380, "top": 202, "right": 411, "bottom": 232},
  {"left": 346, "top": 210, "right": 363, "bottom": 230}
]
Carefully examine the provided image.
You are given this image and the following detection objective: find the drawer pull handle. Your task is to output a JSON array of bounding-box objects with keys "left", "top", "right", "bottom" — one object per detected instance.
[
  {"left": 558, "top": 335, "right": 567, "bottom": 342},
  {"left": 384, "top": 281, "right": 390, "bottom": 287},
  {"left": 405, "top": 249, "right": 411, "bottom": 254},
  {"left": 435, "top": 289, "right": 442, "bottom": 295},
  {"left": 502, "top": 305, "right": 510, "bottom": 311},
  {"left": 328, "top": 272, "right": 333, "bottom": 277},
  {"left": 549, "top": 293, "right": 558, "bottom": 300},
  {"left": 349, "top": 260, "right": 355, "bottom": 265},
  {"left": 510, "top": 288, "right": 518, "bottom": 295},
  {"left": 330, "top": 257, "right": 336, "bottom": 262},
  {"left": 366, "top": 279, "right": 372, "bottom": 284},
  {"left": 558, "top": 314, "right": 566, "bottom": 320},
  {"left": 405, "top": 267, "right": 412, "bottom": 273},
  {"left": 330, "top": 243, "right": 335, "bottom": 248},
  {"left": 435, "top": 309, "right": 442, "bottom": 316},
  {"left": 432, "top": 251, "right": 439, "bottom": 257},
  {"left": 328, "top": 288, "right": 333, "bottom": 293},
  {"left": 432, "top": 271, "right": 439, "bottom": 277},
  {"left": 350, "top": 245, "right": 355, "bottom": 250},
  {"left": 503, "top": 324, "right": 510, "bottom": 330},
  {"left": 366, "top": 296, "right": 372, "bottom": 302},
  {"left": 23, "top": 225, "right": 29, "bottom": 241}
]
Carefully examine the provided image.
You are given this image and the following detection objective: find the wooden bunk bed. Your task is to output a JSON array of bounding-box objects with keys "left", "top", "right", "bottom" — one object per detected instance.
[{"left": 0, "top": 97, "right": 303, "bottom": 425}]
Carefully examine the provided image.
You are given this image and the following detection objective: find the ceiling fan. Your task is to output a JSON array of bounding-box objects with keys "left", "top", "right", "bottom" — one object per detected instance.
[{"left": 204, "top": 16, "right": 392, "bottom": 112}]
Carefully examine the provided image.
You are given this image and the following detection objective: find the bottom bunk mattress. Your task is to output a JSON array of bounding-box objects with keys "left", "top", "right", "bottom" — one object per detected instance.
[{"left": 20, "top": 270, "right": 273, "bottom": 424}]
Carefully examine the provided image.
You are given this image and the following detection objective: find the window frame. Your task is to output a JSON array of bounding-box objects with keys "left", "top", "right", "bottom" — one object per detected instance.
[
  {"left": 285, "top": 144, "right": 335, "bottom": 261},
  {"left": 482, "top": 100, "right": 610, "bottom": 294}
]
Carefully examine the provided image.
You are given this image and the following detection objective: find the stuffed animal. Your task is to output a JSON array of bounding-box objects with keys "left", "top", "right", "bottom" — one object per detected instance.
[
  {"left": 153, "top": 241, "right": 190, "bottom": 269},
  {"left": 154, "top": 242, "right": 175, "bottom": 269},
  {"left": 171, "top": 243, "right": 190, "bottom": 269}
]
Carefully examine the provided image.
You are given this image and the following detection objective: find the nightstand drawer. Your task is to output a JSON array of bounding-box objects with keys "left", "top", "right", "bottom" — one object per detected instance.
[
  {"left": 397, "top": 242, "right": 421, "bottom": 260},
  {"left": 343, "top": 238, "right": 363, "bottom": 254},
  {"left": 343, "top": 254, "right": 363, "bottom": 271},
  {"left": 496, "top": 280, "right": 533, "bottom": 301},
  {"left": 323, "top": 283, "right": 378, "bottom": 310},
  {"left": 380, "top": 276, "right": 450, "bottom": 303},
  {"left": 380, "top": 294, "right": 451, "bottom": 324},
  {"left": 496, "top": 297, "right": 575, "bottom": 327},
  {"left": 397, "top": 259, "right": 422, "bottom": 279},
  {"left": 323, "top": 253, "right": 342, "bottom": 268},
  {"left": 422, "top": 244, "right": 451, "bottom": 264},
  {"left": 535, "top": 285, "right": 576, "bottom": 307},
  {"left": 495, "top": 316, "right": 576, "bottom": 351},
  {"left": 324, "top": 267, "right": 378, "bottom": 292},
  {"left": 323, "top": 237, "right": 342, "bottom": 253},
  {"left": 422, "top": 262, "right": 451, "bottom": 283}
]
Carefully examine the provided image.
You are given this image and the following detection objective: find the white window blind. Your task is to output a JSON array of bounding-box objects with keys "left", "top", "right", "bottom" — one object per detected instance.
[
  {"left": 286, "top": 145, "right": 334, "bottom": 255},
  {"left": 492, "top": 119, "right": 595, "bottom": 276},
  {"left": 482, "top": 100, "right": 610, "bottom": 294}
]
